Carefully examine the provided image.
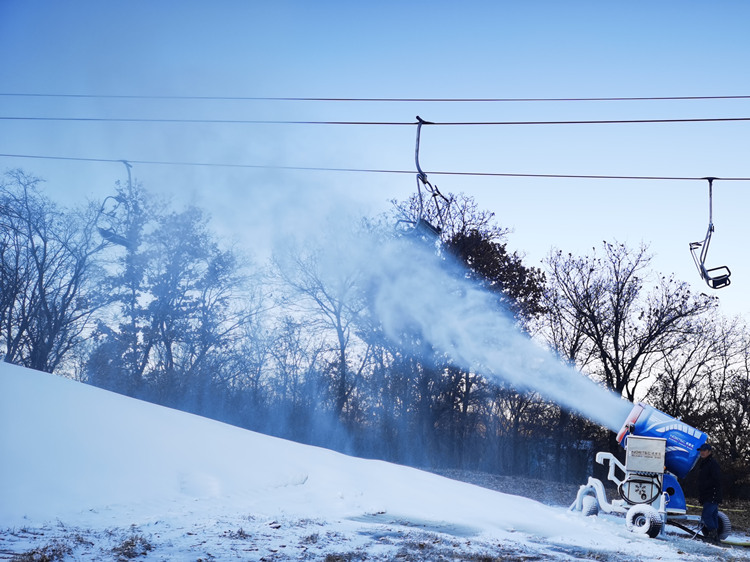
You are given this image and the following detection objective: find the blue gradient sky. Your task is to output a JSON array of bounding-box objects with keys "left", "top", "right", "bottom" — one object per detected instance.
[{"left": 2, "top": 1, "right": 750, "bottom": 315}]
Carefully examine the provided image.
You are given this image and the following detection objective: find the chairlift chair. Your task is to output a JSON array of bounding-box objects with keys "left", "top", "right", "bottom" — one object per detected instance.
[
  {"left": 414, "top": 217, "right": 442, "bottom": 239},
  {"left": 689, "top": 177, "right": 731, "bottom": 289},
  {"left": 97, "top": 225, "right": 132, "bottom": 248}
]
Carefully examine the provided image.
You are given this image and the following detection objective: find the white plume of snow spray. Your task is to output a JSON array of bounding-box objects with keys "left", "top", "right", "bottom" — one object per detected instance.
[
  {"left": 267, "top": 188, "right": 631, "bottom": 433},
  {"left": 351, "top": 231, "right": 632, "bottom": 433}
]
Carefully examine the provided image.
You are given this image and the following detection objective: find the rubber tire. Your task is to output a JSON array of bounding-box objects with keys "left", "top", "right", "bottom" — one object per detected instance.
[
  {"left": 701, "top": 510, "right": 732, "bottom": 541},
  {"left": 717, "top": 511, "right": 732, "bottom": 541},
  {"left": 626, "top": 504, "right": 663, "bottom": 538},
  {"left": 582, "top": 495, "right": 599, "bottom": 517}
]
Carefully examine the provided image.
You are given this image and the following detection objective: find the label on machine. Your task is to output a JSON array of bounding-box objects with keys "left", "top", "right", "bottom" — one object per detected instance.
[{"left": 625, "top": 435, "right": 666, "bottom": 474}]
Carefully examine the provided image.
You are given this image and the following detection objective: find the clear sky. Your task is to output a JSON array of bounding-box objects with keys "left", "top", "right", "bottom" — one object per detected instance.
[{"left": 2, "top": 1, "right": 750, "bottom": 316}]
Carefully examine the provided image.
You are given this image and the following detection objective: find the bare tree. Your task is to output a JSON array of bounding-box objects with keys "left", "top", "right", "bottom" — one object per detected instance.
[
  {"left": 543, "top": 241, "right": 716, "bottom": 402},
  {"left": 0, "top": 170, "right": 104, "bottom": 372},
  {"left": 647, "top": 314, "right": 727, "bottom": 424},
  {"left": 392, "top": 191, "right": 508, "bottom": 243},
  {"left": 489, "top": 384, "right": 549, "bottom": 473},
  {"left": 272, "top": 233, "right": 371, "bottom": 420},
  {"left": 705, "top": 318, "right": 750, "bottom": 465},
  {"left": 531, "top": 283, "right": 600, "bottom": 472},
  {"left": 533, "top": 283, "right": 595, "bottom": 370},
  {"left": 268, "top": 316, "right": 324, "bottom": 408},
  {"left": 88, "top": 201, "right": 261, "bottom": 412}
]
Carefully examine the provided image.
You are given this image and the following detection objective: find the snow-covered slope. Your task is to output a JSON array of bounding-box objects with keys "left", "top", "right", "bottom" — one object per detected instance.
[{"left": 0, "top": 363, "right": 739, "bottom": 560}]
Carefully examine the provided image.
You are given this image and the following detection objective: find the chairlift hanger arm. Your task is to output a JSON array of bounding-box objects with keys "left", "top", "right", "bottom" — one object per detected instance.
[
  {"left": 414, "top": 116, "right": 449, "bottom": 200},
  {"left": 403, "top": 116, "right": 449, "bottom": 240},
  {"left": 95, "top": 160, "right": 135, "bottom": 249},
  {"left": 414, "top": 116, "right": 433, "bottom": 182},
  {"left": 704, "top": 176, "right": 716, "bottom": 226},
  {"left": 689, "top": 177, "right": 731, "bottom": 289},
  {"left": 121, "top": 160, "right": 132, "bottom": 191}
]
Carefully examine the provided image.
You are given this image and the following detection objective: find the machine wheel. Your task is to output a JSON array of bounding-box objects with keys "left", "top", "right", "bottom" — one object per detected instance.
[
  {"left": 626, "top": 504, "right": 663, "bottom": 538},
  {"left": 700, "top": 510, "right": 732, "bottom": 541},
  {"left": 581, "top": 495, "right": 599, "bottom": 517},
  {"left": 717, "top": 511, "right": 732, "bottom": 541}
]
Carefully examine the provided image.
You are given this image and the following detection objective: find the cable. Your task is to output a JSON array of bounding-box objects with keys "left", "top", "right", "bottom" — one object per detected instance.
[
  {"left": 3, "top": 153, "right": 750, "bottom": 181},
  {"left": 3, "top": 93, "right": 750, "bottom": 102},
  {"left": 0, "top": 116, "right": 409, "bottom": 126},
  {"left": 0, "top": 153, "right": 407, "bottom": 173},
  {"left": 3, "top": 116, "right": 750, "bottom": 126}
]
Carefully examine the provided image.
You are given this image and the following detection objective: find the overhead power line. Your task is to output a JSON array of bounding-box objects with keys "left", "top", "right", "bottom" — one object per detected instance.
[
  {"left": 3, "top": 116, "right": 750, "bottom": 126},
  {"left": 3, "top": 93, "right": 750, "bottom": 102},
  {"left": 2, "top": 153, "right": 749, "bottom": 182}
]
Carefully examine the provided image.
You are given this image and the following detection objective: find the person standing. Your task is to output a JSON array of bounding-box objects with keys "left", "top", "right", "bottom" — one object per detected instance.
[{"left": 696, "top": 442, "right": 722, "bottom": 543}]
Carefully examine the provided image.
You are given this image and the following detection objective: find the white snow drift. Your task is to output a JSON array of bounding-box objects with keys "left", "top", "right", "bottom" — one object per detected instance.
[{"left": 0, "top": 362, "right": 740, "bottom": 560}]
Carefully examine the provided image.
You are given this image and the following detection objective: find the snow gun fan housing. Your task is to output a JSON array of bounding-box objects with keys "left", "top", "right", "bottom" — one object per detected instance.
[{"left": 616, "top": 402, "right": 707, "bottom": 479}]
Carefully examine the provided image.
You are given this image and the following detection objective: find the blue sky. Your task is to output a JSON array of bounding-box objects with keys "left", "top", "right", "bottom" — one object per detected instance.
[{"left": 2, "top": 1, "right": 750, "bottom": 316}]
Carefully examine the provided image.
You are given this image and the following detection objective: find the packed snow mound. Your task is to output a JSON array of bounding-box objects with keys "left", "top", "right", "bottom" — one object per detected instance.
[
  {"left": 0, "top": 363, "right": 738, "bottom": 560},
  {"left": 0, "top": 363, "right": 562, "bottom": 532}
]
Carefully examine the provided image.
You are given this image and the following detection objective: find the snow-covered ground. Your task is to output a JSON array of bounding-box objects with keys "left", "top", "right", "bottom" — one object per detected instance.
[{"left": 0, "top": 363, "right": 746, "bottom": 561}]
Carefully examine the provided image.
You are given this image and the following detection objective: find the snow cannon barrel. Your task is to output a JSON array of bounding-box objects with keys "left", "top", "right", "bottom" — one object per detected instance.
[{"left": 616, "top": 402, "right": 707, "bottom": 479}]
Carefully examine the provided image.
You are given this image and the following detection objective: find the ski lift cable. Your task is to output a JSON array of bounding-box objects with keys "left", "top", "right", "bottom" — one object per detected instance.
[
  {"left": 4, "top": 115, "right": 750, "bottom": 126},
  {"left": 2, "top": 153, "right": 750, "bottom": 182},
  {"left": 4, "top": 92, "right": 750, "bottom": 102}
]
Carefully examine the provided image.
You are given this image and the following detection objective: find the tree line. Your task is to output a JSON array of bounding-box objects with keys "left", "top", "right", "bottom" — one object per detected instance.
[{"left": 1, "top": 169, "right": 748, "bottom": 497}]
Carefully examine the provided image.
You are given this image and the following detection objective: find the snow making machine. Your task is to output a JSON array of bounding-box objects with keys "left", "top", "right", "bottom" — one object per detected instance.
[{"left": 570, "top": 402, "right": 731, "bottom": 540}]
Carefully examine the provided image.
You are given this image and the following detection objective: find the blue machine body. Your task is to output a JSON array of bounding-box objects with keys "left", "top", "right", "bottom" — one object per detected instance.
[
  {"left": 662, "top": 472, "right": 687, "bottom": 512},
  {"left": 617, "top": 402, "right": 707, "bottom": 479}
]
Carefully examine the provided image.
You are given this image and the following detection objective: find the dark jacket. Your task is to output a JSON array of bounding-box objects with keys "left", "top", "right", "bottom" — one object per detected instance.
[{"left": 697, "top": 454, "right": 722, "bottom": 504}]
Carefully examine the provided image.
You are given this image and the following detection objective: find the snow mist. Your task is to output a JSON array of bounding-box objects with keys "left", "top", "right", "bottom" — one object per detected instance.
[
  {"left": 267, "top": 182, "right": 632, "bottom": 434},
  {"left": 350, "top": 230, "right": 633, "bottom": 433}
]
